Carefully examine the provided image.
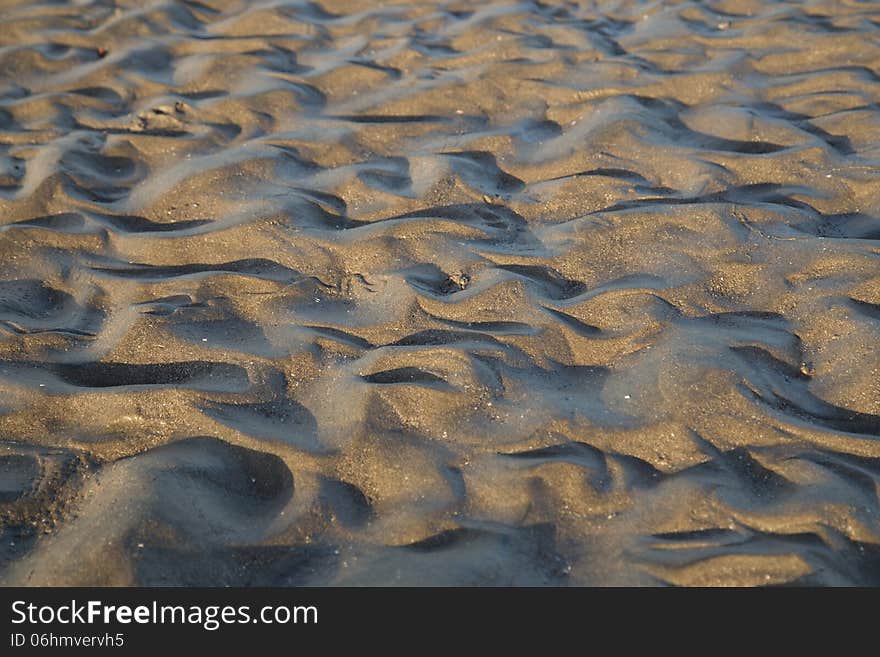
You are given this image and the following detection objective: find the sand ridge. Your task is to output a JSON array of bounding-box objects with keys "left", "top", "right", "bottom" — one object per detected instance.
[{"left": 0, "top": 0, "right": 879, "bottom": 585}]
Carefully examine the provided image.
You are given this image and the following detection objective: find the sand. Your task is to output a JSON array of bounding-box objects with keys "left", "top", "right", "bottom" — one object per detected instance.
[{"left": 0, "top": 0, "right": 878, "bottom": 586}]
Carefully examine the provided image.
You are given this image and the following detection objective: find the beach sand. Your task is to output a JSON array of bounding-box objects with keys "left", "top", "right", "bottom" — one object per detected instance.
[{"left": 0, "top": 0, "right": 878, "bottom": 586}]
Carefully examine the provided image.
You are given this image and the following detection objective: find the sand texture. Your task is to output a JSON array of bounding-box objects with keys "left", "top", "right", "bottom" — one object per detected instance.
[{"left": 0, "top": 0, "right": 879, "bottom": 586}]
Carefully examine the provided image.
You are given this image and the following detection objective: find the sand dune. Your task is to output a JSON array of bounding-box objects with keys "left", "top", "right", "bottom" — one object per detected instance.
[{"left": 0, "top": 0, "right": 879, "bottom": 586}]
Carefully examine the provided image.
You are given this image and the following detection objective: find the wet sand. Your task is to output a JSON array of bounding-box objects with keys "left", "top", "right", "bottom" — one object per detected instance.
[{"left": 0, "top": 0, "right": 879, "bottom": 586}]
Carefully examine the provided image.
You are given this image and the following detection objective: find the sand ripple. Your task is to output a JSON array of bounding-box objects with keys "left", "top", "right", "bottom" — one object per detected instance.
[{"left": 1, "top": 0, "right": 879, "bottom": 585}]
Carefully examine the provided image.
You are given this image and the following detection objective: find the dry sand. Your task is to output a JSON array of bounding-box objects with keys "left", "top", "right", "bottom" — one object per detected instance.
[{"left": 0, "top": 0, "right": 879, "bottom": 586}]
